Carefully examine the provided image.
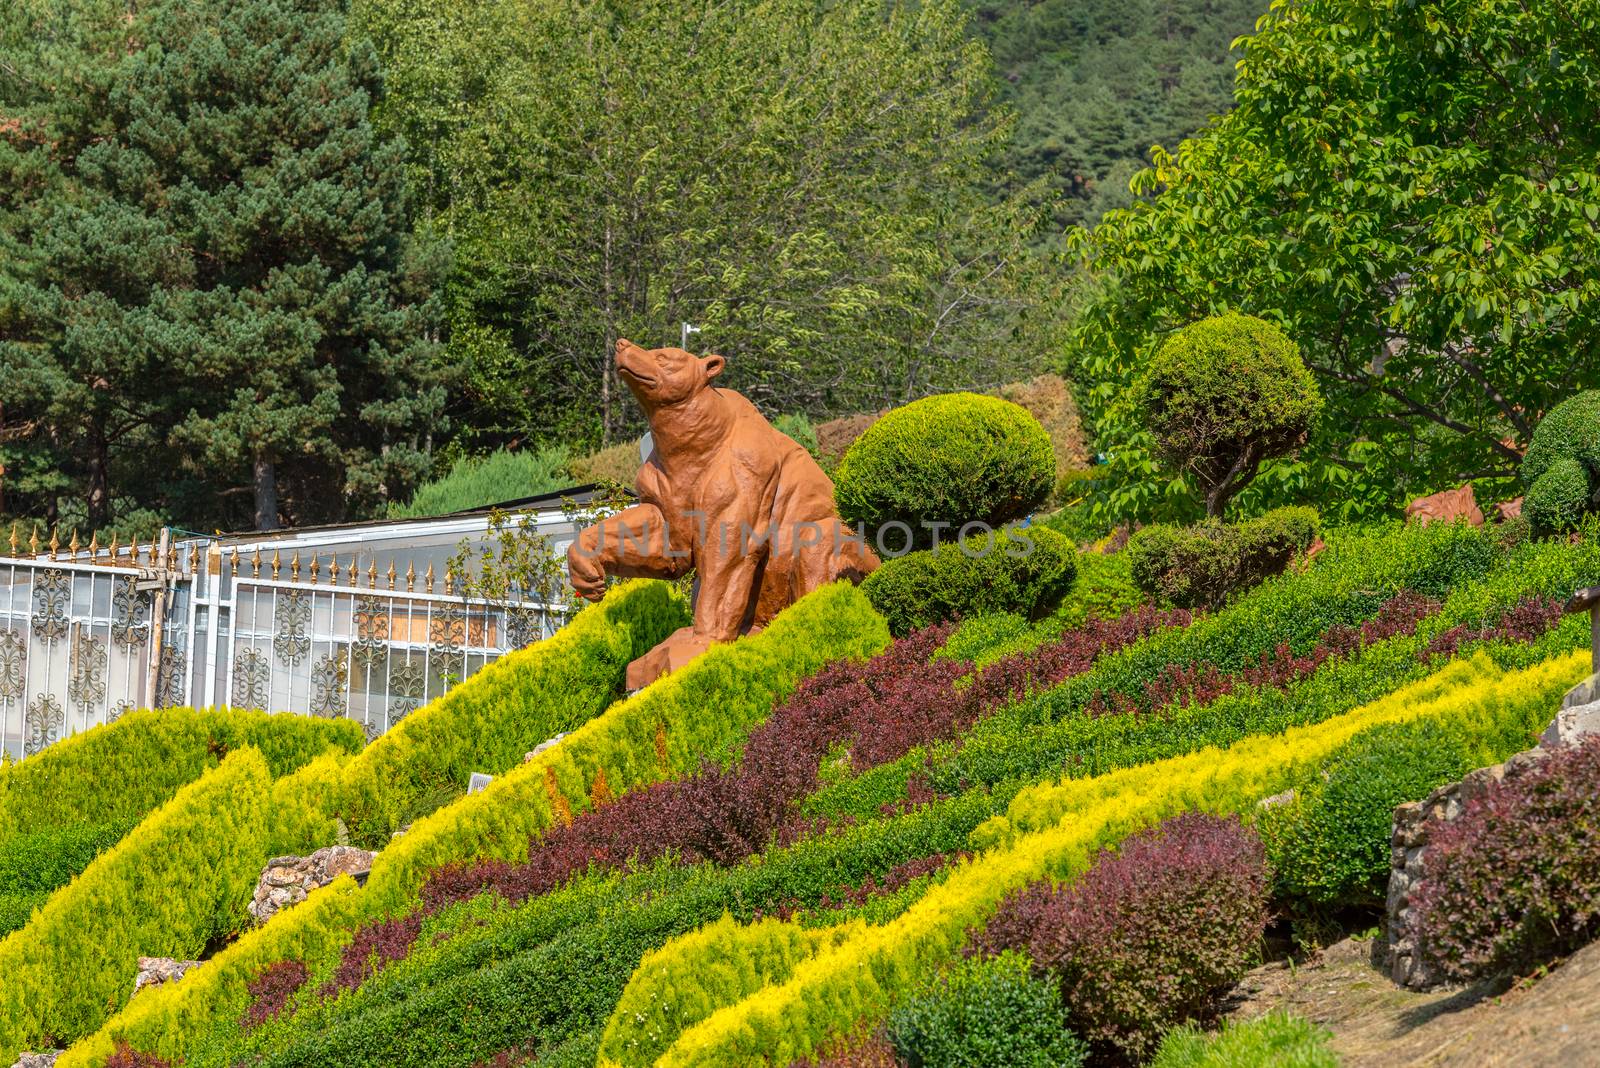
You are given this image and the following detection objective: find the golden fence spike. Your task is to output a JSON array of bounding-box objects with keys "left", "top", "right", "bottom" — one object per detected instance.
[
  {"left": 271, "top": 548, "right": 282, "bottom": 580},
  {"left": 108, "top": 531, "right": 120, "bottom": 565},
  {"left": 425, "top": 562, "right": 435, "bottom": 595},
  {"left": 349, "top": 557, "right": 360, "bottom": 586},
  {"left": 49, "top": 527, "right": 59, "bottom": 560},
  {"left": 69, "top": 530, "right": 80, "bottom": 557},
  {"left": 386, "top": 561, "right": 397, "bottom": 591},
  {"left": 28, "top": 524, "right": 39, "bottom": 557},
  {"left": 291, "top": 551, "right": 301, "bottom": 582},
  {"left": 444, "top": 565, "right": 454, "bottom": 596},
  {"left": 252, "top": 546, "right": 262, "bottom": 578},
  {"left": 8, "top": 522, "right": 18, "bottom": 557},
  {"left": 167, "top": 544, "right": 178, "bottom": 571},
  {"left": 230, "top": 546, "right": 241, "bottom": 577},
  {"left": 367, "top": 559, "right": 378, "bottom": 589},
  {"left": 309, "top": 554, "right": 320, "bottom": 584},
  {"left": 89, "top": 532, "right": 100, "bottom": 559},
  {"left": 406, "top": 559, "right": 416, "bottom": 593},
  {"left": 187, "top": 543, "right": 200, "bottom": 572}
]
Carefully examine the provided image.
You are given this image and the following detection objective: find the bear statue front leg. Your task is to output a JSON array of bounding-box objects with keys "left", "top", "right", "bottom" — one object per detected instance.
[{"left": 566, "top": 502, "right": 688, "bottom": 602}]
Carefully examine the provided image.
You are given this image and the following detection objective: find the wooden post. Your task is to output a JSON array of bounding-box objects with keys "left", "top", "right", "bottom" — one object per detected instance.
[{"left": 1563, "top": 586, "right": 1600, "bottom": 676}]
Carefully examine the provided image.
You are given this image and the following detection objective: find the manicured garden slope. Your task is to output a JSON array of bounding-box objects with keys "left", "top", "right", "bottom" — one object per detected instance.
[
  {"left": 644, "top": 652, "right": 1585, "bottom": 1064},
  {"left": 61, "top": 580, "right": 888, "bottom": 1066}
]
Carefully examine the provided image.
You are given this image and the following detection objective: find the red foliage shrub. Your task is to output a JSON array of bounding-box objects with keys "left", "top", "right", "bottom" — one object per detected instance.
[
  {"left": 471, "top": 1047, "right": 537, "bottom": 1067},
  {"left": 968, "top": 812, "right": 1269, "bottom": 1063},
  {"left": 1413, "top": 735, "right": 1600, "bottom": 981},
  {"left": 104, "top": 1044, "right": 171, "bottom": 1068},
  {"left": 242, "top": 959, "right": 310, "bottom": 1029},
  {"left": 319, "top": 912, "right": 423, "bottom": 998},
  {"left": 1422, "top": 594, "right": 1564, "bottom": 660}
]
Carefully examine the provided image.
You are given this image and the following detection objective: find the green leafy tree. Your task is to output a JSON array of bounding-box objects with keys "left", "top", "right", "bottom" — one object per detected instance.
[
  {"left": 1065, "top": 0, "right": 1600, "bottom": 524},
  {"left": 355, "top": 0, "right": 1060, "bottom": 452},
  {"left": 0, "top": 0, "right": 446, "bottom": 532}
]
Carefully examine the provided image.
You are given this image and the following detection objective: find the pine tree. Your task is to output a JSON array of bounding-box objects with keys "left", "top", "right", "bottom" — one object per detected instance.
[{"left": 0, "top": 0, "right": 445, "bottom": 532}]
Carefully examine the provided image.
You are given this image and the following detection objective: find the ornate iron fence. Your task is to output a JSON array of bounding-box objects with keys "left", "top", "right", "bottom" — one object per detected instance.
[{"left": 0, "top": 516, "right": 576, "bottom": 760}]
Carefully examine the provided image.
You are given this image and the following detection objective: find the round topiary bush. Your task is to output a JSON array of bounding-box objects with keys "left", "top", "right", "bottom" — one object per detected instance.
[
  {"left": 1521, "top": 390, "right": 1600, "bottom": 533},
  {"left": 833, "top": 393, "right": 1055, "bottom": 551},
  {"left": 860, "top": 525, "right": 1077, "bottom": 636},
  {"left": 886, "top": 952, "right": 1088, "bottom": 1068},
  {"left": 1136, "top": 313, "right": 1322, "bottom": 517}
]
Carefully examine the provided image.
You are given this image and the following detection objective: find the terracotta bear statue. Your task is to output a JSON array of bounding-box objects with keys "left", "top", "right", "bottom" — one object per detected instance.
[{"left": 567, "top": 339, "right": 880, "bottom": 687}]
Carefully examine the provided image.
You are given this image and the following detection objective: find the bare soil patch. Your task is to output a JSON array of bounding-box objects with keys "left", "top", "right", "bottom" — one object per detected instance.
[{"left": 1223, "top": 935, "right": 1600, "bottom": 1066}]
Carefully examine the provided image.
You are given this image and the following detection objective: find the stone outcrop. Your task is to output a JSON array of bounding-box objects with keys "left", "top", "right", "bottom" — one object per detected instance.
[
  {"left": 248, "top": 844, "right": 375, "bottom": 926},
  {"left": 1540, "top": 672, "right": 1600, "bottom": 748},
  {"left": 1386, "top": 673, "right": 1600, "bottom": 989},
  {"left": 133, "top": 955, "right": 201, "bottom": 994},
  {"left": 11, "top": 1052, "right": 61, "bottom": 1068}
]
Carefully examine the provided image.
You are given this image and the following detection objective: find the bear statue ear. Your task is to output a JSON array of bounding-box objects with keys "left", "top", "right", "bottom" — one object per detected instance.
[{"left": 702, "top": 354, "right": 726, "bottom": 380}]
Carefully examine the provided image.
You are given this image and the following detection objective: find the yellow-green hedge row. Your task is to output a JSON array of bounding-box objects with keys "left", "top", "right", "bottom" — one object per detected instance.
[
  {"left": 601, "top": 913, "right": 865, "bottom": 1067},
  {"left": 0, "top": 749, "right": 274, "bottom": 1062},
  {"left": 61, "top": 580, "right": 890, "bottom": 1066},
  {"left": 337, "top": 579, "right": 689, "bottom": 845},
  {"left": 632, "top": 650, "right": 1585, "bottom": 1066},
  {"left": 0, "top": 706, "right": 363, "bottom": 843}
]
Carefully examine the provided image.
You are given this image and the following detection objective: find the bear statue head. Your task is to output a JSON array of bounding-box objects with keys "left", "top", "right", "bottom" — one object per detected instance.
[{"left": 615, "top": 339, "right": 725, "bottom": 409}]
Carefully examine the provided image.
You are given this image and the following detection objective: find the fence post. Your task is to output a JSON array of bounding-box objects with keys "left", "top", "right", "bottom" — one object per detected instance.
[{"left": 1563, "top": 586, "right": 1600, "bottom": 676}]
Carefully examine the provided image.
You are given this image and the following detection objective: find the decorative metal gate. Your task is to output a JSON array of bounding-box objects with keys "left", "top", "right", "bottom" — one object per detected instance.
[{"left": 0, "top": 511, "right": 578, "bottom": 760}]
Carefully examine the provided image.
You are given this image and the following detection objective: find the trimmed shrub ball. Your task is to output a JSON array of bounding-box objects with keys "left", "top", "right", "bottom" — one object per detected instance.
[
  {"left": 1521, "top": 390, "right": 1600, "bottom": 533},
  {"left": 886, "top": 952, "right": 1088, "bottom": 1068},
  {"left": 968, "top": 812, "right": 1269, "bottom": 1063},
  {"left": 1126, "top": 505, "right": 1319, "bottom": 611},
  {"left": 1135, "top": 313, "right": 1322, "bottom": 517},
  {"left": 861, "top": 525, "right": 1077, "bottom": 636},
  {"left": 833, "top": 393, "right": 1055, "bottom": 551}
]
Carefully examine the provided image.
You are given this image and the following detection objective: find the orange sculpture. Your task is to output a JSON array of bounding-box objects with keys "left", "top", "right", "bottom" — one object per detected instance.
[
  {"left": 1404, "top": 483, "right": 1485, "bottom": 527},
  {"left": 568, "top": 339, "right": 879, "bottom": 688}
]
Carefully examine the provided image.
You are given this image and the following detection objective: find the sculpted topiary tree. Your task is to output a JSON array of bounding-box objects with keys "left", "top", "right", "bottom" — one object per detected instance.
[
  {"left": 1521, "top": 391, "right": 1600, "bottom": 534},
  {"left": 1136, "top": 313, "right": 1322, "bottom": 517}
]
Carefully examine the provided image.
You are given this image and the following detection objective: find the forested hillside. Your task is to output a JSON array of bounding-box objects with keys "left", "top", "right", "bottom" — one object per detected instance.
[{"left": 967, "top": 0, "right": 1264, "bottom": 226}]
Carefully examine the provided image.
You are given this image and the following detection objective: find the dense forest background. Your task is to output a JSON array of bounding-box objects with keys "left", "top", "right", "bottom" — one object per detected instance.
[
  {"left": 971, "top": 0, "right": 1260, "bottom": 227},
  {"left": 6, "top": 0, "right": 1594, "bottom": 536}
]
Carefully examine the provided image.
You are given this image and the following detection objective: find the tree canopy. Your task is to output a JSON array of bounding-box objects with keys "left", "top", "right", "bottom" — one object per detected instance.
[
  {"left": 355, "top": 0, "right": 1063, "bottom": 454},
  {"left": 0, "top": 0, "right": 445, "bottom": 532},
  {"left": 1064, "top": 0, "right": 1600, "bottom": 523}
]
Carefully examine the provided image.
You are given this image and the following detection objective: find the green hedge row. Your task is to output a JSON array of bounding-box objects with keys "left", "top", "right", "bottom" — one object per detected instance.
[
  {"left": 0, "top": 819, "right": 137, "bottom": 936},
  {"left": 804, "top": 520, "right": 1594, "bottom": 820},
  {"left": 337, "top": 579, "right": 689, "bottom": 846},
  {"left": 63, "top": 581, "right": 889, "bottom": 1067},
  {"left": 0, "top": 706, "right": 363, "bottom": 843},
  {"left": 1262, "top": 703, "right": 1553, "bottom": 911},
  {"left": 0, "top": 748, "right": 274, "bottom": 1061}
]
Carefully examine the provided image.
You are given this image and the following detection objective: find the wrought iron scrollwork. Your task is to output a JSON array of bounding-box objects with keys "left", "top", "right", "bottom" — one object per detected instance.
[
  {"left": 389, "top": 654, "right": 425, "bottom": 719},
  {"left": 351, "top": 595, "right": 389, "bottom": 669},
  {"left": 31, "top": 568, "right": 70, "bottom": 642},
  {"left": 0, "top": 629, "right": 24, "bottom": 707},
  {"left": 310, "top": 651, "right": 348, "bottom": 718},
  {"left": 273, "top": 591, "right": 312, "bottom": 666},
  {"left": 155, "top": 646, "right": 186, "bottom": 708},
  {"left": 109, "top": 700, "right": 134, "bottom": 724},
  {"left": 429, "top": 603, "right": 466, "bottom": 681},
  {"left": 506, "top": 605, "right": 540, "bottom": 650},
  {"left": 24, "top": 694, "right": 64, "bottom": 755},
  {"left": 111, "top": 577, "right": 150, "bottom": 652},
  {"left": 67, "top": 631, "right": 106, "bottom": 714},
  {"left": 232, "top": 647, "right": 271, "bottom": 709}
]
